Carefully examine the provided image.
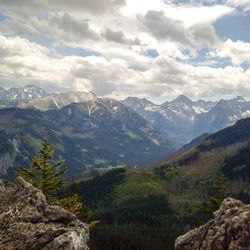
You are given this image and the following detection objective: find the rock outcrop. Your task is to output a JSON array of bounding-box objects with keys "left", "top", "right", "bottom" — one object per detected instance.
[
  {"left": 175, "top": 198, "right": 250, "bottom": 250},
  {"left": 0, "top": 177, "right": 89, "bottom": 250}
]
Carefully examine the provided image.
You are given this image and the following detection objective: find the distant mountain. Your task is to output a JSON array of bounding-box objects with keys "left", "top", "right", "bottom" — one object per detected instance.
[
  {"left": 0, "top": 99, "right": 173, "bottom": 178},
  {"left": 194, "top": 97, "right": 250, "bottom": 136},
  {"left": 123, "top": 95, "right": 250, "bottom": 146},
  {"left": 2, "top": 85, "right": 250, "bottom": 147},
  {"left": 19, "top": 91, "right": 98, "bottom": 111},
  {"left": 0, "top": 85, "right": 47, "bottom": 101},
  {"left": 122, "top": 95, "right": 215, "bottom": 145},
  {"left": 0, "top": 85, "right": 48, "bottom": 108},
  {"left": 0, "top": 85, "right": 98, "bottom": 111}
]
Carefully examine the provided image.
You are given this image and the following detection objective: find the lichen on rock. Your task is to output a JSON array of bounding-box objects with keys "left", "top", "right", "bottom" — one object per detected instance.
[
  {"left": 175, "top": 198, "right": 250, "bottom": 250},
  {"left": 0, "top": 177, "right": 89, "bottom": 250}
]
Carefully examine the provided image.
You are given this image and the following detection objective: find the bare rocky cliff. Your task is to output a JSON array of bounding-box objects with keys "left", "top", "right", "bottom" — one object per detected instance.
[
  {"left": 0, "top": 177, "right": 89, "bottom": 250},
  {"left": 175, "top": 198, "right": 250, "bottom": 250}
]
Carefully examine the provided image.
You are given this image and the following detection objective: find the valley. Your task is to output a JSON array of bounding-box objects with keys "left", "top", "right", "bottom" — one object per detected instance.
[
  {"left": 1, "top": 85, "right": 250, "bottom": 178},
  {"left": 74, "top": 118, "right": 250, "bottom": 249},
  {"left": 1, "top": 85, "right": 250, "bottom": 249},
  {"left": 1, "top": 1, "right": 250, "bottom": 249}
]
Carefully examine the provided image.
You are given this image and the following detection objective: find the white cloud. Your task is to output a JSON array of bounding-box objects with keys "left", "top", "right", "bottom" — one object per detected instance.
[
  {"left": 0, "top": 0, "right": 126, "bottom": 16},
  {"left": 0, "top": 34, "right": 249, "bottom": 99},
  {"left": 138, "top": 10, "right": 194, "bottom": 49},
  {"left": 227, "top": 0, "right": 250, "bottom": 11},
  {"left": 0, "top": 13, "right": 100, "bottom": 43},
  {"left": 211, "top": 39, "right": 250, "bottom": 65},
  {"left": 0, "top": 0, "right": 234, "bottom": 54},
  {"left": 122, "top": 0, "right": 234, "bottom": 26},
  {"left": 190, "top": 23, "right": 220, "bottom": 47},
  {"left": 102, "top": 28, "right": 141, "bottom": 45},
  {"left": 0, "top": 0, "right": 249, "bottom": 99}
]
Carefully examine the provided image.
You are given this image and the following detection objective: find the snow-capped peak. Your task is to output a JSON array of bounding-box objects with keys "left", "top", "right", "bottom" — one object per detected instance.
[
  {"left": 173, "top": 95, "right": 193, "bottom": 105},
  {"left": 233, "top": 96, "right": 246, "bottom": 103}
]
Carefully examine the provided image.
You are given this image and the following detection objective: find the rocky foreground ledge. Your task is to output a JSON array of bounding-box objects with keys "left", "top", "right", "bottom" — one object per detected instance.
[
  {"left": 0, "top": 177, "right": 89, "bottom": 250},
  {"left": 175, "top": 198, "right": 250, "bottom": 250}
]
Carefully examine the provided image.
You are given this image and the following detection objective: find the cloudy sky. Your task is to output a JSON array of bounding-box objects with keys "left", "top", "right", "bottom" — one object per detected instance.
[{"left": 0, "top": 0, "right": 250, "bottom": 101}]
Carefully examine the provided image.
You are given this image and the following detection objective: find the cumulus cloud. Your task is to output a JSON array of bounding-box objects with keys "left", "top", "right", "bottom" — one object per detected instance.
[
  {"left": 138, "top": 10, "right": 223, "bottom": 50},
  {"left": 227, "top": 0, "right": 250, "bottom": 11},
  {"left": 190, "top": 23, "right": 220, "bottom": 47},
  {"left": 0, "top": 13, "right": 100, "bottom": 43},
  {"left": 103, "top": 28, "right": 141, "bottom": 45},
  {"left": 0, "top": 34, "right": 249, "bottom": 99},
  {"left": 138, "top": 10, "right": 194, "bottom": 49},
  {"left": 48, "top": 13, "right": 100, "bottom": 41},
  {"left": 0, "top": 0, "right": 126, "bottom": 16},
  {"left": 0, "top": 0, "right": 249, "bottom": 99},
  {"left": 211, "top": 39, "right": 250, "bottom": 65}
]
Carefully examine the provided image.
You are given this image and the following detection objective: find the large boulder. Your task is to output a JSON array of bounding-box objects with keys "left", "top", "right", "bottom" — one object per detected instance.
[
  {"left": 175, "top": 198, "right": 250, "bottom": 250},
  {"left": 0, "top": 177, "right": 89, "bottom": 250}
]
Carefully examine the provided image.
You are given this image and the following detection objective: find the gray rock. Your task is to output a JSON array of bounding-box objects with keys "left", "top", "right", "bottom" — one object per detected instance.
[
  {"left": 175, "top": 198, "right": 250, "bottom": 250},
  {"left": 0, "top": 177, "right": 89, "bottom": 250}
]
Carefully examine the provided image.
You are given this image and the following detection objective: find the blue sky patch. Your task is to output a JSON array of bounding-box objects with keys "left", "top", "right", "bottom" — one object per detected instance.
[{"left": 214, "top": 11, "right": 250, "bottom": 42}]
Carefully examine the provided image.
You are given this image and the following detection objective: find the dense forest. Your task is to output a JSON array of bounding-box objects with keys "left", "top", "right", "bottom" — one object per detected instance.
[
  {"left": 60, "top": 120, "right": 250, "bottom": 249},
  {"left": 63, "top": 154, "right": 250, "bottom": 250}
]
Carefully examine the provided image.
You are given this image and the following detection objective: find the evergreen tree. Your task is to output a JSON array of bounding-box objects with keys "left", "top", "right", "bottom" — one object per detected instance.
[
  {"left": 55, "top": 182, "right": 89, "bottom": 219},
  {"left": 205, "top": 174, "right": 226, "bottom": 217},
  {"left": 18, "top": 139, "right": 66, "bottom": 199}
]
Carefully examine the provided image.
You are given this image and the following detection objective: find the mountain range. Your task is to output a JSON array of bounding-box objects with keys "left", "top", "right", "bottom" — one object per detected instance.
[
  {"left": 2, "top": 85, "right": 250, "bottom": 145},
  {"left": 123, "top": 95, "right": 250, "bottom": 145},
  {"left": 0, "top": 98, "right": 173, "bottom": 178},
  {"left": 122, "top": 95, "right": 215, "bottom": 145},
  {"left": 1, "top": 85, "right": 250, "bottom": 249},
  {"left": 0, "top": 85, "right": 47, "bottom": 108},
  {"left": 1, "top": 84, "right": 250, "bottom": 177},
  {"left": 0, "top": 85, "right": 98, "bottom": 110}
]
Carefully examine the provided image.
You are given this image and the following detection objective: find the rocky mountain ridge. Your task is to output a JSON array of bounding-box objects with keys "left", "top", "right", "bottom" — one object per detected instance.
[
  {"left": 0, "top": 85, "right": 98, "bottom": 111},
  {"left": 0, "top": 85, "right": 47, "bottom": 101},
  {"left": 2, "top": 84, "right": 250, "bottom": 147}
]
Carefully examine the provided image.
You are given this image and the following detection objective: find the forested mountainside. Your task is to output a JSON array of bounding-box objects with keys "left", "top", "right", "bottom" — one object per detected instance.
[
  {"left": 68, "top": 117, "right": 250, "bottom": 250},
  {"left": 170, "top": 117, "right": 250, "bottom": 172},
  {"left": 0, "top": 99, "right": 173, "bottom": 178}
]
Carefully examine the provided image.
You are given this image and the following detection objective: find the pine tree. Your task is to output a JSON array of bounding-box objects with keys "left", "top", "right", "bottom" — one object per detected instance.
[
  {"left": 205, "top": 174, "right": 226, "bottom": 217},
  {"left": 55, "top": 182, "right": 89, "bottom": 219},
  {"left": 18, "top": 139, "right": 66, "bottom": 199}
]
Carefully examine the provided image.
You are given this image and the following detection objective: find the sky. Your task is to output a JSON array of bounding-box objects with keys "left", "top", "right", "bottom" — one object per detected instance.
[{"left": 0, "top": 0, "right": 250, "bottom": 101}]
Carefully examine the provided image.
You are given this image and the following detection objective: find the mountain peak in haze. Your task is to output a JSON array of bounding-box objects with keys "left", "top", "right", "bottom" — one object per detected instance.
[
  {"left": 233, "top": 96, "right": 246, "bottom": 102},
  {"left": 0, "top": 84, "right": 48, "bottom": 101},
  {"left": 173, "top": 95, "right": 193, "bottom": 104},
  {"left": 123, "top": 97, "right": 154, "bottom": 106},
  {"left": 20, "top": 91, "right": 98, "bottom": 111}
]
